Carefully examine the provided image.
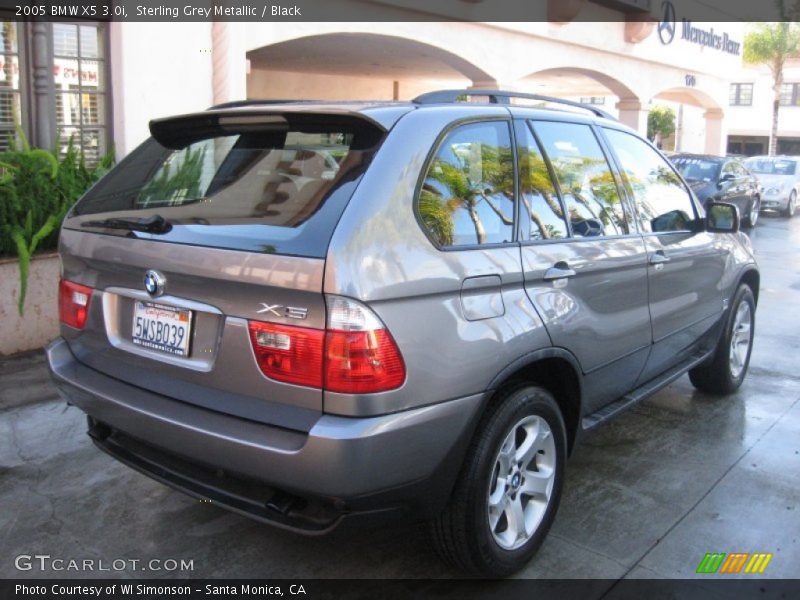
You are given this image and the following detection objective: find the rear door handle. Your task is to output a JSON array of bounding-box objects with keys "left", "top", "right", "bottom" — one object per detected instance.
[
  {"left": 543, "top": 262, "right": 576, "bottom": 281},
  {"left": 649, "top": 251, "right": 670, "bottom": 265}
]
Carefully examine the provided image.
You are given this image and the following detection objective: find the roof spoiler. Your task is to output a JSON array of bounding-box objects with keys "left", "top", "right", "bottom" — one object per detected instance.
[{"left": 149, "top": 109, "right": 387, "bottom": 149}]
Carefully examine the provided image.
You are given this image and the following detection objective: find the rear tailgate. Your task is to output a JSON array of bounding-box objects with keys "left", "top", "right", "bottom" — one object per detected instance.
[{"left": 59, "top": 109, "right": 387, "bottom": 431}]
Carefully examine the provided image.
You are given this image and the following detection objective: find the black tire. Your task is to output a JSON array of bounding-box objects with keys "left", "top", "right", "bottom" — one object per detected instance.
[
  {"left": 430, "top": 384, "right": 566, "bottom": 577},
  {"left": 689, "top": 284, "right": 755, "bottom": 395},
  {"left": 783, "top": 190, "right": 797, "bottom": 218},
  {"left": 742, "top": 197, "right": 760, "bottom": 228}
]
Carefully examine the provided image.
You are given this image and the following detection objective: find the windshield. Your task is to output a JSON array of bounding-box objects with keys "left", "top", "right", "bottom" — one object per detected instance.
[
  {"left": 66, "top": 116, "right": 384, "bottom": 257},
  {"left": 744, "top": 158, "right": 797, "bottom": 176},
  {"left": 671, "top": 157, "right": 721, "bottom": 183}
]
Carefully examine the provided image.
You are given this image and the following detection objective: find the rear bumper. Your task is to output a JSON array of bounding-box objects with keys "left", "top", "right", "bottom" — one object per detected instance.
[{"left": 47, "top": 338, "right": 483, "bottom": 531}]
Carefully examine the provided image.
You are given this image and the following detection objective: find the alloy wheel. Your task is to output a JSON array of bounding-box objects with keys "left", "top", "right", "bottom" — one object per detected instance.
[
  {"left": 749, "top": 199, "right": 760, "bottom": 227},
  {"left": 729, "top": 301, "right": 753, "bottom": 379},
  {"left": 487, "top": 415, "right": 556, "bottom": 550}
]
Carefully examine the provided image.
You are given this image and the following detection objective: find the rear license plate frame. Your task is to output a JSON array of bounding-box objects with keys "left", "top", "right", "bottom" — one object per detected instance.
[{"left": 131, "top": 301, "right": 193, "bottom": 357}]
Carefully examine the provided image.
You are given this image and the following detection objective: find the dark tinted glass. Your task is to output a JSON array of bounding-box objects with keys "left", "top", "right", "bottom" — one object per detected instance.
[
  {"left": 731, "top": 162, "right": 747, "bottom": 176},
  {"left": 67, "top": 118, "right": 383, "bottom": 257},
  {"left": 418, "top": 121, "right": 515, "bottom": 247},
  {"left": 744, "top": 157, "right": 797, "bottom": 175},
  {"left": 533, "top": 121, "right": 627, "bottom": 238},
  {"left": 672, "top": 157, "right": 722, "bottom": 182},
  {"left": 518, "top": 124, "right": 568, "bottom": 240},
  {"left": 604, "top": 129, "right": 696, "bottom": 233}
]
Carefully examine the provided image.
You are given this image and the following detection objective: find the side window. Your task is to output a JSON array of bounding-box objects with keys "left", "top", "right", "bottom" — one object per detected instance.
[
  {"left": 518, "top": 124, "right": 569, "bottom": 241},
  {"left": 603, "top": 128, "right": 696, "bottom": 233},
  {"left": 418, "top": 121, "right": 514, "bottom": 247},
  {"left": 532, "top": 121, "right": 627, "bottom": 237}
]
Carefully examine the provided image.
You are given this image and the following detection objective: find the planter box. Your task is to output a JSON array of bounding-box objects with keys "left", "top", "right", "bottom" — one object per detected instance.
[{"left": 0, "top": 253, "right": 61, "bottom": 356}]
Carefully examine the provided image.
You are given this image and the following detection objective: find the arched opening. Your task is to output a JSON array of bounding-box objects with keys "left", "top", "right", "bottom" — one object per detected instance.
[
  {"left": 246, "top": 33, "right": 495, "bottom": 101},
  {"left": 515, "top": 67, "right": 643, "bottom": 131},
  {"left": 518, "top": 67, "right": 638, "bottom": 101},
  {"left": 651, "top": 87, "right": 724, "bottom": 155}
]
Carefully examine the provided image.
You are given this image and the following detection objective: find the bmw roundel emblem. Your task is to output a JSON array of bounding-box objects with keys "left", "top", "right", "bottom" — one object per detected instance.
[{"left": 144, "top": 270, "right": 166, "bottom": 297}]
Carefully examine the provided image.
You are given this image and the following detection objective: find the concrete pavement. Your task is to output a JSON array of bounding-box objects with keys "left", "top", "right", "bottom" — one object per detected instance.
[{"left": 1, "top": 214, "right": 798, "bottom": 581}]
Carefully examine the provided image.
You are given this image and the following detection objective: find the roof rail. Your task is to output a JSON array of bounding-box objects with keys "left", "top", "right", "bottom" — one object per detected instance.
[
  {"left": 208, "top": 99, "right": 314, "bottom": 110},
  {"left": 412, "top": 89, "right": 616, "bottom": 121}
]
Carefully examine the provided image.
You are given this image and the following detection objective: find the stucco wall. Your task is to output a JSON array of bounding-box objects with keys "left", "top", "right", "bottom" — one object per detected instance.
[
  {"left": 0, "top": 254, "right": 60, "bottom": 356},
  {"left": 110, "top": 22, "right": 215, "bottom": 156},
  {"left": 728, "top": 62, "right": 800, "bottom": 139},
  {"left": 242, "top": 20, "right": 737, "bottom": 108},
  {"left": 107, "top": 18, "right": 743, "bottom": 159},
  {"left": 247, "top": 69, "right": 453, "bottom": 101}
]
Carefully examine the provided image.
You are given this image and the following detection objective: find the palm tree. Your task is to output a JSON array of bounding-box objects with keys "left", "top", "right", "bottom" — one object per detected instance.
[
  {"left": 137, "top": 145, "right": 207, "bottom": 207},
  {"left": 550, "top": 156, "right": 625, "bottom": 232},
  {"left": 420, "top": 144, "right": 515, "bottom": 245},
  {"left": 744, "top": 22, "right": 800, "bottom": 156},
  {"left": 521, "top": 148, "right": 566, "bottom": 239}
]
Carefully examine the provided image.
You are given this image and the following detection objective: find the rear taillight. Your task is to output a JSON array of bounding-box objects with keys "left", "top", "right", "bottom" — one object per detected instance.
[
  {"left": 248, "top": 295, "right": 405, "bottom": 393},
  {"left": 248, "top": 321, "right": 325, "bottom": 388},
  {"left": 324, "top": 296, "right": 405, "bottom": 393},
  {"left": 58, "top": 279, "right": 93, "bottom": 329}
]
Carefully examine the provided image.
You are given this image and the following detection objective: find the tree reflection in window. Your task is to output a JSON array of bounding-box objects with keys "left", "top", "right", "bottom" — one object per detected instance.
[
  {"left": 603, "top": 128, "right": 695, "bottom": 233},
  {"left": 418, "top": 121, "right": 514, "bottom": 246},
  {"left": 137, "top": 144, "right": 208, "bottom": 207},
  {"left": 532, "top": 121, "right": 627, "bottom": 238},
  {"left": 518, "top": 124, "right": 568, "bottom": 240}
]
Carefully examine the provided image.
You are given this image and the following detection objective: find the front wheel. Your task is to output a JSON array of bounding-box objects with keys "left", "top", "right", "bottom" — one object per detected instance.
[
  {"left": 783, "top": 190, "right": 797, "bottom": 218},
  {"left": 689, "top": 284, "right": 755, "bottom": 395},
  {"left": 430, "top": 385, "right": 566, "bottom": 577},
  {"left": 743, "top": 197, "right": 760, "bottom": 228}
]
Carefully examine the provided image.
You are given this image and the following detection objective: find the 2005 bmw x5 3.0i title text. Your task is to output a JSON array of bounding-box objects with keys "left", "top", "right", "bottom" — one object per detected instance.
[{"left": 47, "top": 90, "right": 759, "bottom": 576}]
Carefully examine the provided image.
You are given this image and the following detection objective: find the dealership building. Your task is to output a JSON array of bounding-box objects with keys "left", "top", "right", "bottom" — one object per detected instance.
[
  {"left": 1, "top": 1, "right": 791, "bottom": 162},
  {"left": 727, "top": 58, "right": 800, "bottom": 156}
]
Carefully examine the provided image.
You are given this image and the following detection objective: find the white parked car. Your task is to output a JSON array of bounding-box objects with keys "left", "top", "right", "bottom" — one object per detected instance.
[{"left": 743, "top": 155, "right": 800, "bottom": 217}]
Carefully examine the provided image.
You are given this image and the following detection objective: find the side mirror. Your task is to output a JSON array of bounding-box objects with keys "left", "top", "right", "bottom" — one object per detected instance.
[
  {"left": 718, "top": 172, "right": 735, "bottom": 188},
  {"left": 706, "top": 201, "right": 739, "bottom": 233}
]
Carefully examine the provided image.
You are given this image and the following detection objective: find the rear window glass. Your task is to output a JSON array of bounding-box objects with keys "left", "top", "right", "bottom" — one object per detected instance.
[
  {"left": 672, "top": 157, "right": 721, "bottom": 182},
  {"left": 744, "top": 158, "right": 797, "bottom": 176},
  {"left": 67, "top": 115, "right": 384, "bottom": 257}
]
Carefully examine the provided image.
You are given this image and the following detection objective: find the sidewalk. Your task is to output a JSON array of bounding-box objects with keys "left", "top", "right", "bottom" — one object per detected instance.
[{"left": 0, "top": 349, "right": 58, "bottom": 411}]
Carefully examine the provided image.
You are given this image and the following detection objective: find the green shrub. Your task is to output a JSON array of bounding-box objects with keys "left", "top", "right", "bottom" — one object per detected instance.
[{"left": 0, "top": 129, "right": 115, "bottom": 315}]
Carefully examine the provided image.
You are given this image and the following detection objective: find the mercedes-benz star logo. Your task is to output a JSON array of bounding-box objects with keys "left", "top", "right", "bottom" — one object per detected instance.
[
  {"left": 658, "top": 0, "right": 676, "bottom": 45},
  {"left": 144, "top": 270, "right": 166, "bottom": 297}
]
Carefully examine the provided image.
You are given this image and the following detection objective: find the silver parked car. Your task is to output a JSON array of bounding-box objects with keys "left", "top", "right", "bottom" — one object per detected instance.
[
  {"left": 744, "top": 155, "right": 800, "bottom": 217},
  {"left": 48, "top": 90, "right": 759, "bottom": 576}
]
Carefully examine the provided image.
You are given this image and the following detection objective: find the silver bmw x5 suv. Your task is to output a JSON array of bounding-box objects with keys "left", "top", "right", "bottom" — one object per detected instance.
[{"left": 48, "top": 90, "right": 759, "bottom": 576}]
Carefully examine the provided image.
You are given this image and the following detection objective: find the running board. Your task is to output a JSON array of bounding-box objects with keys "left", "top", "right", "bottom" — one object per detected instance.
[{"left": 581, "top": 350, "right": 713, "bottom": 431}]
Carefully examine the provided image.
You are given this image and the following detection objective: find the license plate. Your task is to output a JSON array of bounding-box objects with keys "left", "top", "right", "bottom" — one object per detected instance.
[{"left": 132, "top": 301, "right": 193, "bottom": 357}]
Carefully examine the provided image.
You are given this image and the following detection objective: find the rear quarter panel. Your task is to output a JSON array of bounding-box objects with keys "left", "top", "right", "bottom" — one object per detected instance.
[{"left": 324, "top": 107, "right": 552, "bottom": 417}]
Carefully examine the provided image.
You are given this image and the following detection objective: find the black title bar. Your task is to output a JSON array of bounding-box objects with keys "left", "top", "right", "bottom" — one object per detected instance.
[
  {"left": 3, "top": 579, "right": 800, "bottom": 600},
  {"left": 0, "top": 0, "right": 797, "bottom": 22}
]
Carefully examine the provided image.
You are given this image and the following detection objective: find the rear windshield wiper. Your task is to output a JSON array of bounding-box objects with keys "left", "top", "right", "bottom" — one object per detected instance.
[{"left": 81, "top": 214, "right": 172, "bottom": 235}]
